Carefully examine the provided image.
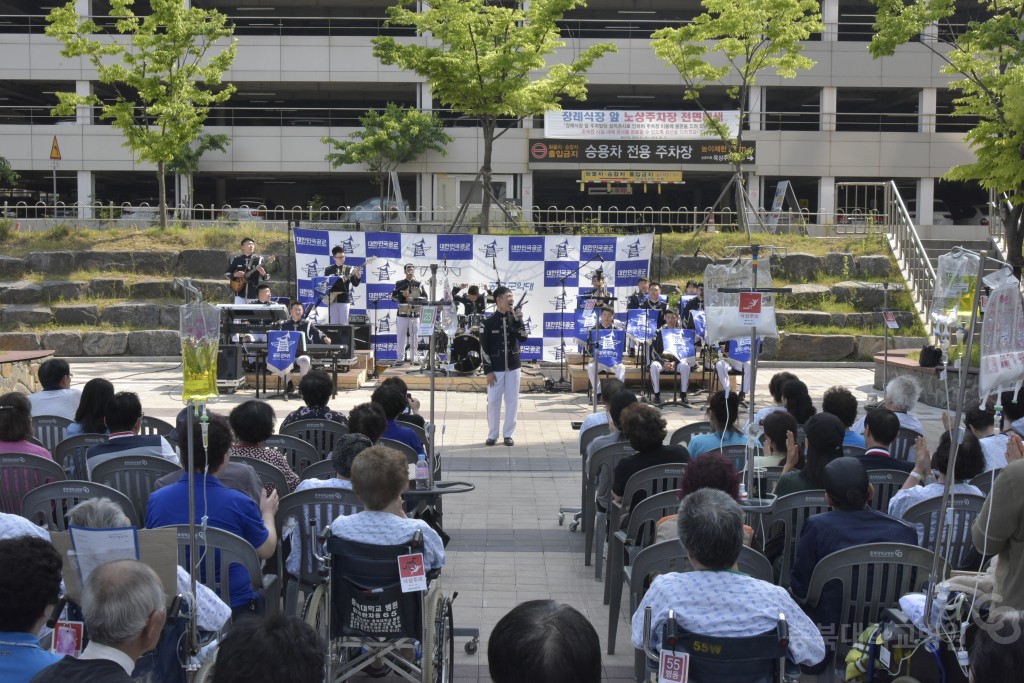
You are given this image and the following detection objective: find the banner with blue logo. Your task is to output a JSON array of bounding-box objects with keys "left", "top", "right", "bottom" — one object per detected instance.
[
  {"left": 662, "top": 328, "right": 696, "bottom": 360},
  {"left": 575, "top": 309, "right": 599, "bottom": 342},
  {"left": 626, "top": 309, "right": 658, "bottom": 343},
  {"left": 311, "top": 276, "right": 338, "bottom": 305},
  {"left": 292, "top": 231, "right": 653, "bottom": 363},
  {"left": 596, "top": 329, "right": 625, "bottom": 366},
  {"left": 267, "top": 330, "right": 302, "bottom": 376},
  {"left": 728, "top": 336, "right": 757, "bottom": 363},
  {"left": 692, "top": 310, "right": 707, "bottom": 341}
]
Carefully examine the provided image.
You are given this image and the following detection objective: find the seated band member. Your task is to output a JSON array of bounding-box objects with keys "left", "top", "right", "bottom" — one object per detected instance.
[
  {"left": 625, "top": 276, "right": 650, "bottom": 310},
  {"left": 392, "top": 264, "right": 423, "bottom": 365},
  {"left": 241, "top": 284, "right": 275, "bottom": 366},
  {"left": 649, "top": 309, "right": 694, "bottom": 406},
  {"left": 324, "top": 246, "right": 361, "bottom": 325},
  {"left": 681, "top": 282, "right": 704, "bottom": 328},
  {"left": 275, "top": 300, "right": 331, "bottom": 384},
  {"left": 452, "top": 283, "right": 489, "bottom": 316},
  {"left": 639, "top": 282, "right": 667, "bottom": 328},
  {"left": 588, "top": 306, "right": 626, "bottom": 396},
  {"left": 584, "top": 270, "right": 610, "bottom": 305},
  {"left": 716, "top": 341, "right": 751, "bottom": 404},
  {"left": 226, "top": 236, "right": 269, "bottom": 304}
]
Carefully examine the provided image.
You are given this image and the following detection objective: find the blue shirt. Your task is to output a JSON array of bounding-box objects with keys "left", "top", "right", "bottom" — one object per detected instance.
[
  {"left": 842, "top": 430, "right": 866, "bottom": 449},
  {"left": 145, "top": 474, "right": 269, "bottom": 608},
  {"left": 383, "top": 420, "right": 425, "bottom": 457},
  {"left": 688, "top": 430, "right": 746, "bottom": 459},
  {"left": 0, "top": 631, "right": 63, "bottom": 682}
]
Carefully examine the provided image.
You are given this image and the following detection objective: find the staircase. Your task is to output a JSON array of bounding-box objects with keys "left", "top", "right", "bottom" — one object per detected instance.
[{"left": 919, "top": 238, "right": 1001, "bottom": 281}]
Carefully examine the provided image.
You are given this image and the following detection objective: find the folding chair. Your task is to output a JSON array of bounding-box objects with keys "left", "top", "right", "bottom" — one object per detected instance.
[
  {"left": 21, "top": 480, "right": 139, "bottom": 530},
  {"left": 279, "top": 419, "right": 349, "bottom": 459},
  {"left": 669, "top": 421, "right": 712, "bottom": 447},
  {"left": 903, "top": 493, "right": 986, "bottom": 569},
  {"left": 263, "top": 434, "right": 322, "bottom": 475},
  {"left": 765, "top": 490, "right": 830, "bottom": 588},
  {"left": 233, "top": 456, "right": 291, "bottom": 496},
  {"left": 584, "top": 441, "right": 635, "bottom": 570},
  {"left": 54, "top": 433, "right": 108, "bottom": 480},
  {"left": 866, "top": 469, "right": 910, "bottom": 512},
  {"left": 889, "top": 428, "right": 923, "bottom": 463},
  {"left": 88, "top": 454, "right": 182, "bottom": 523},
  {"left": 32, "top": 414, "right": 73, "bottom": 453},
  {"left": 580, "top": 421, "right": 611, "bottom": 456},
  {"left": 0, "top": 453, "right": 66, "bottom": 516}
]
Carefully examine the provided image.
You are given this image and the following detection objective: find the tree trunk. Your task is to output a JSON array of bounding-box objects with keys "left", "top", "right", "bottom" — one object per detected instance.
[
  {"left": 479, "top": 117, "right": 495, "bottom": 234},
  {"left": 157, "top": 162, "right": 168, "bottom": 229},
  {"left": 733, "top": 159, "right": 746, "bottom": 236},
  {"left": 378, "top": 172, "right": 388, "bottom": 231},
  {"left": 1005, "top": 202, "right": 1024, "bottom": 278}
]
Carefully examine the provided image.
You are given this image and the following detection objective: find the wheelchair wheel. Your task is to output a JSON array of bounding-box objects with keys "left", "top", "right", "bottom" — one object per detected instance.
[
  {"left": 302, "top": 583, "right": 330, "bottom": 647},
  {"left": 422, "top": 589, "right": 454, "bottom": 683},
  {"left": 194, "top": 657, "right": 216, "bottom": 683}
]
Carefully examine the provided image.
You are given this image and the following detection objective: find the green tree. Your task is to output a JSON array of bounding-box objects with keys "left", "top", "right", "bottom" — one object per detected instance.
[
  {"left": 45, "top": 0, "right": 236, "bottom": 228},
  {"left": 373, "top": 0, "right": 616, "bottom": 232},
  {"left": 167, "top": 133, "right": 231, "bottom": 216},
  {"left": 651, "top": 0, "right": 822, "bottom": 235},
  {"left": 0, "top": 155, "right": 18, "bottom": 188},
  {"left": 871, "top": 2, "right": 1024, "bottom": 273},
  {"left": 322, "top": 104, "right": 452, "bottom": 227}
]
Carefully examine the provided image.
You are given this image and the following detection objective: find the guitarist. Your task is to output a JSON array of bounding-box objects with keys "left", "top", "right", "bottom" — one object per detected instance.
[
  {"left": 324, "top": 246, "right": 361, "bottom": 325},
  {"left": 226, "top": 237, "right": 269, "bottom": 304}
]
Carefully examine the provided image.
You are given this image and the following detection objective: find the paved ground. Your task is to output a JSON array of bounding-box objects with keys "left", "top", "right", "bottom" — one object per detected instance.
[{"left": 67, "top": 359, "right": 953, "bottom": 682}]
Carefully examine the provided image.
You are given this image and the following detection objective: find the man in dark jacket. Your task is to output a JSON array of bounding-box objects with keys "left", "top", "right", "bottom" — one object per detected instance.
[
  {"left": 324, "top": 246, "right": 361, "bottom": 325},
  {"left": 481, "top": 286, "right": 528, "bottom": 447}
]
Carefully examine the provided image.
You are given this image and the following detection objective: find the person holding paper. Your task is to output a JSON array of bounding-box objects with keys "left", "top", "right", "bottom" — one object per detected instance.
[
  {"left": 392, "top": 264, "right": 424, "bottom": 365},
  {"left": 650, "top": 309, "right": 694, "bottom": 406},
  {"left": 587, "top": 306, "right": 626, "bottom": 397}
]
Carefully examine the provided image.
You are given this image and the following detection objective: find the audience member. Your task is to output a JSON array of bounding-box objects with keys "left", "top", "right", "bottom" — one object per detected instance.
[
  {"left": 821, "top": 385, "right": 865, "bottom": 448},
  {"left": 758, "top": 410, "right": 799, "bottom": 469},
  {"left": 228, "top": 400, "right": 299, "bottom": 493},
  {"left": 687, "top": 390, "right": 745, "bottom": 458},
  {"left": 774, "top": 412, "right": 846, "bottom": 497},
  {"left": 586, "top": 390, "right": 637, "bottom": 515},
  {"left": 489, "top": 600, "right": 601, "bottom": 683},
  {"left": 578, "top": 378, "right": 623, "bottom": 447},
  {"left": 0, "top": 536, "right": 63, "bottom": 681},
  {"left": 347, "top": 402, "right": 387, "bottom": 443},
  {"left": 611, "top": 403, "right": 688, "bottom": 508},
  {"left": 330, "top": 445, "right": 444, "bottom": 570},
  {"left": 969, "top": 610, "right": 1024, "bottom": 682},
  {"left": 371, "top": 385, "right": 426, "bottom": 457},
  {"left": 65, "top": 378, "right": 114, "bottom": 437},
  {"left": 748, "top": 371, "right": 797, "bottom": 430},
  {"left": 790, "top": 457, "right": 917, "bottom": 658},
  {"left": 852, "top": 376, "right": 923, "bottom": 435},
  {"left": 211, "top": 615, "right": 324, "bottom": 683},
  {"left": 0, "top": 511, "right": 50, "bottom": 542},
  {"left": 979, "top": 388, "right": 1024, "bottom": 472},
  {"left": 65, "top": 498, "right": 231, "bottom": 634},
  {"left": 782, "top": 379, "right": 816, "bottom": 425},
  {"left": 0, "top": 392, "right": 52, "bottom": 459},
  {"left": 145, "top": 413, "right": 278, "bottom": 616},
  {"left": 972, "top": 433, "right": 1024, "bottom": 609},
  {"left": 28, "top": 358, "right": 81, "bottom": 421},
  {"left": 31, "top": 560, "right": 166, "bottom": 683},
  {"left": 632, "top": 489, "right": 824, "bottom": 667},
  {"left": 279, "top": 369, "right": 348, "bottom": 430},
  {"left": 888, "top": 430, "right": 985, "bottom": 541},
  {"left": 294, "top": 433, "right": 370, "bottom": 493},
  {"left": 380, "top": 376, "right": 425, "bottom": 429},
  {"left": 84, "top": 392, "right": 178, "bottom": 477},
  {"left": 655, "top": 452, "right": 753, "bottom": 545},
  {"left": 857, "top": 407, "right": 914, "bottom": 474}
]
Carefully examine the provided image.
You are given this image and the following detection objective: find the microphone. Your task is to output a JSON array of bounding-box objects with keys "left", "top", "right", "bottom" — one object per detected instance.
[{"left": 597, "top": 253, "right": 605, "bottom": 262}]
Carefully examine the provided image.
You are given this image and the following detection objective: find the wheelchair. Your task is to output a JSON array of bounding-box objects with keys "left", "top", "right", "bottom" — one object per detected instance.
[{"left": 301, "top": 526, "right": 455, "bottom": 683}]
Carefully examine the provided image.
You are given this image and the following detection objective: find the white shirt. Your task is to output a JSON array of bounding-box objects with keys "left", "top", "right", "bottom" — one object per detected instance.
[
  {"left": 888, "top": 481, "right": 985, "bottom": 544},
  {"left": 745, "top": 404, "right": 786, "bottom": 434},
  {"left": 78, "top": 641, "right": 136, "bottom": 675},
  {"left": 28, "top": 388, "right": 82, "bottom": 422},
  {"left": 852, "top": 410, "right": 924, "bottom": 436},
  {"left": 176, "top": 566, "right": 231, "bottom": 633},
  {"left": 330, "top": 511, "right": 445, "bottom": 571},
  {"left": 632, "top": 569, "right": 825, "bottom": 666}
]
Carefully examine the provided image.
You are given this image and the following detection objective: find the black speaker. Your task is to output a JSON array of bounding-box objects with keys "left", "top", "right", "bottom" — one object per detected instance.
[
  {"left": 217, "top": 345, "right": 244, "bottom": 381},
  {"left": 352, "top": 323, "right": 371, "bottom": 351},
  {"left": 317, "top": 325, "right": 357, "bottom": 360}
]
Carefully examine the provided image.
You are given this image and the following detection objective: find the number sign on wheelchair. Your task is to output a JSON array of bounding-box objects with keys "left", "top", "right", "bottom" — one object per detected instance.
[
  {"left": 398, "top": 553, "right": 427, "bottom": 592},
  {"left": 659, "top": 649, "right": 689, "bottom": 683}
]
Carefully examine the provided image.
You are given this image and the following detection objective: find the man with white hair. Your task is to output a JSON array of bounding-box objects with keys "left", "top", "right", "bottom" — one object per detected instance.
[
  {"left": 31, "top": 560, "right": 167, "bottom": 682},
  {"left": 852, "top": 375, "right": 923, "bottom": 435}
]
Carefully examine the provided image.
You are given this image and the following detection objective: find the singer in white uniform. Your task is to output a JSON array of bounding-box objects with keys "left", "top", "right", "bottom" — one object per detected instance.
[
  {"left": 588, "top": 306, "right": 626, "bottom": 395},
  {"left": 481, "top": 286, "right": 528, "bottom": 447}
]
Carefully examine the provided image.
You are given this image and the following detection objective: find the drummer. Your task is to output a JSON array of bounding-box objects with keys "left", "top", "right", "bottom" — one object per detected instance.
[{"left": 452, "top": 283, "right": 489, "bottom": 316}]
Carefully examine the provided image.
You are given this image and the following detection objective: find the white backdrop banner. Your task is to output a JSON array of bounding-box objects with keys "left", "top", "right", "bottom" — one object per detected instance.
[
  {"left": 544, "top": 110, "right": 740, "bottom": 140},
  {"left": 292, "top": 230, "right": 654, "bottom": 362}
]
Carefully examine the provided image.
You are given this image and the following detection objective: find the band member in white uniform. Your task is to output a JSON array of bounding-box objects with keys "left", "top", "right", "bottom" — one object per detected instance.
[
  {"left": 588, "top": 306, "right": 626, "bottom": 396},
  {"left": 324, "top": 246, "right": 361, "bottom": 325},
  {"left": 391, "top": 264, "right": 423, "bottom": 365},
  {"left": 649, "top": 309, "right": 694, "bottom": 405},
  {"left": 481, "top": 286, "right": 528, "bottom": 447}
]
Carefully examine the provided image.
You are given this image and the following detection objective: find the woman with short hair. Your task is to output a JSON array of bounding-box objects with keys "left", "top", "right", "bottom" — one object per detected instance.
[{"left": 228, "top": 400, "right": 299, "bottom": 493}]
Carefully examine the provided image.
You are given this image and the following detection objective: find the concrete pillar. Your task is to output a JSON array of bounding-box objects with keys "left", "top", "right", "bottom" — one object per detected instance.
[
  {"left": 77, "top": 170, "right": 94, "bottom": 219},
  {"left": 819, "top": 176, "right": 836, "bottom": 225},
  {"left": 917, "top": 178, "right": 935, "bottom": 225},
  {"left": 919, "top": 87, "right": 936, "bottom": 133},
  {"left": 748, "top": 86, "right": 763, "bottom": 132},
  {"left": 821, "top": 0, "right": 839, "bottom": 41},
  {"left": 521, "top": 171, "right": 533, "bottom": 222},
  {"left": 821, "top": 86, "right": 836, "bottom": 132}
]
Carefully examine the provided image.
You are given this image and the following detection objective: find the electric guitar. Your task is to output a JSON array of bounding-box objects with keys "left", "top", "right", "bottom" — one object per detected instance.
[{"left": 230, "top": 255, "right": 276, "bottom": 294}]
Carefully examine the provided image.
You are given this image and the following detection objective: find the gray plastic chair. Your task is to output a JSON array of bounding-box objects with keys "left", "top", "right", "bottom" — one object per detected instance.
[
  {"left": 21, "top": 479, "right": 139, "bottom": 530},
  {"left": 584, "top": 441, "right": 635, "bottom": 572},
  {"left": 89, "top": 454, "right": 182, "bottom": 523},
  {"left": 139, "top": 415, "right": 175, "bottom": 437},
  {"left": 903, "top": 493, "right": 986, "bottom": 570},
  {"left": 890, "top": 427, "right": 923, "bottom": 463},
  {"left": 704, "top": 444, "right": 752, "bottom": 475},
  {"left": 765, "top": 489, "right": 830, "bottom": 588},
  {"left": 969, "top": 469, "right": 1001, "bottom": 496},
  {"left": 378, "top": 437, "right": 420, "bottom": 465},
  {"left": 169, "top": 524, "right": 280, "bottom": 617},
  {"left": 842, "top": 445, "right": 867, "bottom": 457},
  {"left": 561, "top": 422, "right": 612, "bottom": 533},
  {"left": 279, "top": 419, "right": 349, "bottom": 460},
  {"left": 580, "top": 421, "right": 611, "bottom": 456},
  {"left": 867, "top": 469, "right": 910, "bottom": 512},
  {"left": 263, "top": 434, "right": 321, "bottom": 475},
  {"left": 32, "top": 415, "right": 73, "bottom": 453},
  {"left": 233, "top": 456, "right": 291, "bottom": 496},
  {"left": 0, "top": 453, "right": 67, "bottom": 516},
  {"left": 274, "top": 486, "right": 364, "bottom": 616},
  {"left": 299, "top": 459, "right": 338, "bottom": 482},
  {"left": 669, "top": 421, "right": 711, "bottom": 447},
  {"left": 54, "top": 433, "right": 108, "bottom": 480}
]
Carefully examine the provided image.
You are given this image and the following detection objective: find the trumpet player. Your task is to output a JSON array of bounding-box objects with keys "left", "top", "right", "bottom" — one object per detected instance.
[{"left": 324, "top": 246, "right": 362, "bottom": 325}]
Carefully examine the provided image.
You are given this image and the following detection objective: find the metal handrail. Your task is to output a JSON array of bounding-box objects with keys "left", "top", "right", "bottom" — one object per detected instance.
[{"left": 886, "top": 184, "right": 936, "bottom": 325}]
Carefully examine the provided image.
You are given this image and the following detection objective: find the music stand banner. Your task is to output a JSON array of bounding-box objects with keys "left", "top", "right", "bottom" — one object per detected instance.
[
  {"left": 292, "top": 231, "right": 653, "bottom": 363},
  {"left": 626, "top": 309, "right": 658, "bottom": 343},
  {"left": 596, "top": 329, "right": 625, "bottom": 366},
  {"left": 691, "top": 310, "right": 707, "bottom": 341},
  {"left": 662, "top": 328, "right": 696, "bottom": 360},
  {"left": 267, "top": 331, "right": 302, "bottom": 376},
  {"left": 575, "top": 309, "right": 599, "bottom": 343}
]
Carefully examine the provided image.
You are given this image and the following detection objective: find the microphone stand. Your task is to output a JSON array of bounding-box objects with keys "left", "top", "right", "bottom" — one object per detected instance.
[
  {"left": 549, "top": 254, "right": 605, "bottom": 392},
  {"left": 492, "top": 256, "right": 502, "bottom": 287},
  {"left": 368, "top": 296, "right": 380, "bottom": 380}
]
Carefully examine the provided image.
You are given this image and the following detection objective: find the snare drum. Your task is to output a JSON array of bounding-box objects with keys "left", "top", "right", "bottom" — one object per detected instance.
[
  {"left": 451, "top": 334, "right": 482, "bottom": 373},
  {"left": 468, "top": 313, "right": 485, "bottom": 334}
]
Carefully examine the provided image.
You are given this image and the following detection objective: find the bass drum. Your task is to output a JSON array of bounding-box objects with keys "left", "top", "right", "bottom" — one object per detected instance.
[{"left": 451, "top": 334, "right": 482, "bottom": 374}]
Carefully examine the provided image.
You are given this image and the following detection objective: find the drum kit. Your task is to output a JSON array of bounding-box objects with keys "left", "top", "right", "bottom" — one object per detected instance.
[{"left": 418, "top": 309, "right": 486, "bottom": 375}]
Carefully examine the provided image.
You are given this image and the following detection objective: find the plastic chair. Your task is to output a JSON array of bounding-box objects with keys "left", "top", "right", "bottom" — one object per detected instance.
[
  {"left": 0, "top": 453, "right": 67, "bottom": 516},
  {"left": 867, "top": 469, "right": 910, "bottom": 512},
  {"left": 139, "top": 415, "right": 175, "bottom": 437},
  {"left": 669, "top": 421, "right": 711, "bottom": 447},
  {"left": 262, "top": 434, "right": 321, "bottom": 476},
  {"left": 889, "top": 427, "right": 923, "bottom": 463},
  {"left": 54, "top": 433, "right": 108, "bottom": 480},
  {"left": 32, "top": 415, "right": 73, "bottom": 453},
  {"left": 841, "top": 445, "right": 866, "bottom": 457},
  {"left": 704, "top": 444, "right": 752, "bottom": 474},
  {"left": 21, "top": 480, "right": 139, "bottom": 530},
  {"left": 279, "top": 419, "right": 349, "bottom": 460},
  {"left": 560, "top": 422, "right": 613, "bottom": 531},
  {"left": 88, "top": 454, "right": 182, "bottom": 524},
  {"left": 584, "top": 441, "right": 635, "bottom": 571},
  {"left": 765, "top": 489, "right": 830, "bottom": 588},
  {"left": 299, "top": 459, "right": 338, "bottom": 482},
  {"left": 903, "top": 493, "right": 986, "bottom": 570},
  {"left": 169, "top": 524, "right": 280, "bottom": 617},
  {"left": 969, "top": 469, "right": 1001, "bottom": 496},
  {"left": 233, "top": 456, "right": 291, "bottom": 496},
  {"left": 580, "top": 421, "right": 611, "bottom": 456},
  {"left": 378, "top": 437, "right": 420, "bottom": 464},
  {"left": 275, "top": 487, "right": 363, "bottom": 616}
]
